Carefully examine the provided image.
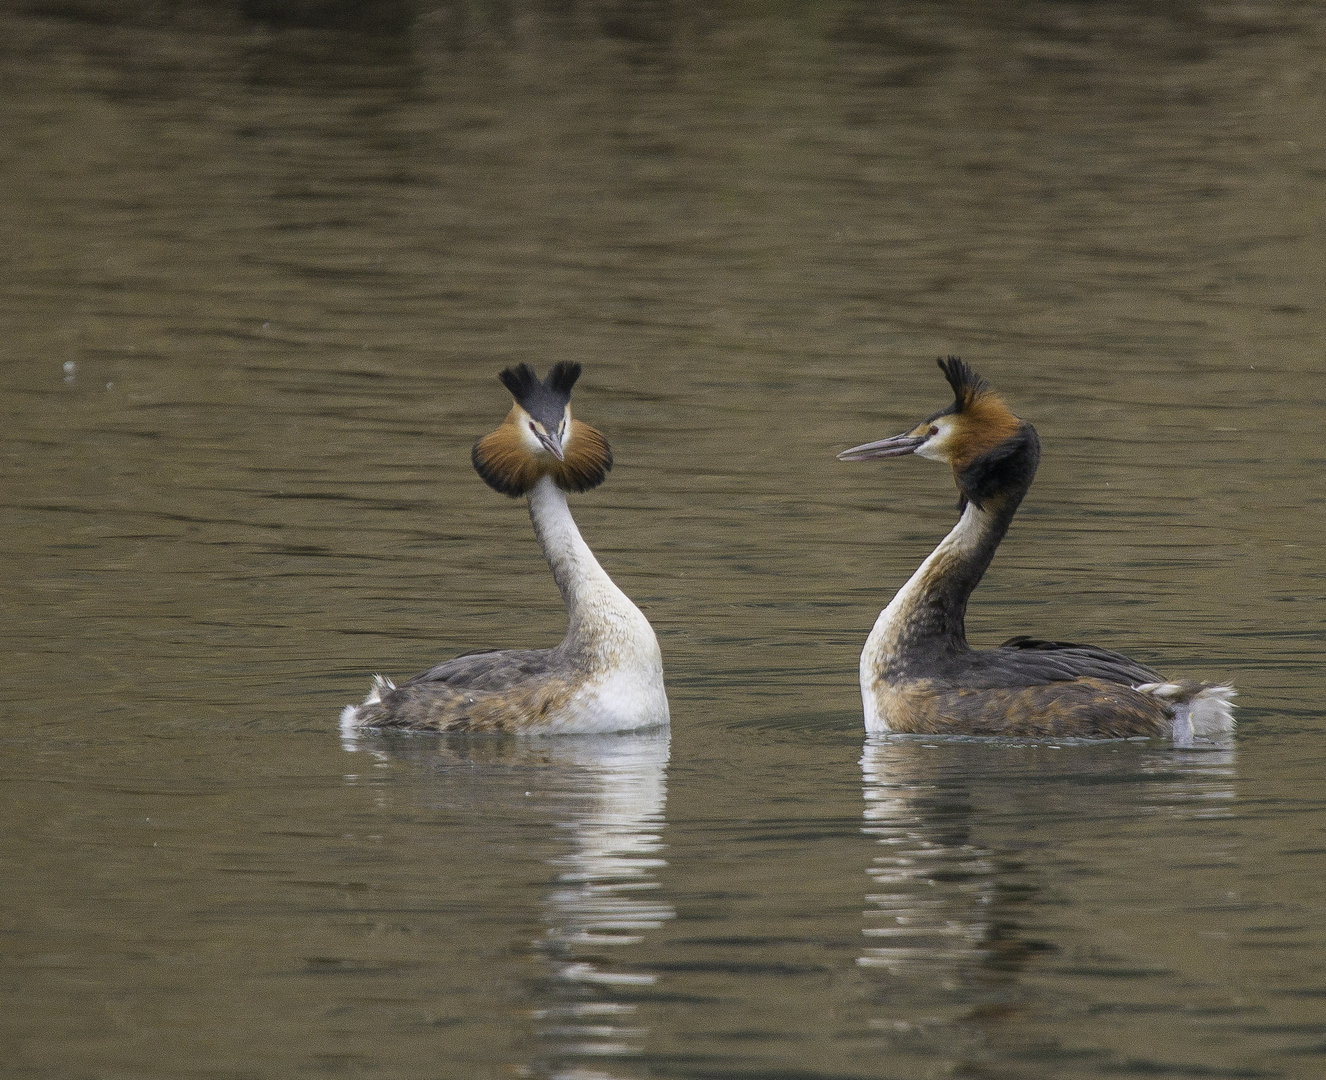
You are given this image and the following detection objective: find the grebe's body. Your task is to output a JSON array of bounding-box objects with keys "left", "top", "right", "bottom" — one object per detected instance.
[
  {"left": 341, "top": 362, "right": 667, "bottom": 735},
  {"left": 840, "top": 358, "right": 1234, "bottom": 746}
]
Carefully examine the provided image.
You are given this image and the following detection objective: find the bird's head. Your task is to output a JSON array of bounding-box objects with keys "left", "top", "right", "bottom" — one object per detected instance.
[
  {"left": 838, "top": 357, "right": 1039, "bottom": 511},
  {"left": 472, "top": 361, "right": 613, "bottom": 497}
]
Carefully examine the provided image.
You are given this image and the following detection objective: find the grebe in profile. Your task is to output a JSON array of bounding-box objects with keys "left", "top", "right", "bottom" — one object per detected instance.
[
  {"left": 838, "top": 357, "right": 1234, "bottom": 746},
  {"left": 341, "top": 362, "right": 668, "bottom": 734}
]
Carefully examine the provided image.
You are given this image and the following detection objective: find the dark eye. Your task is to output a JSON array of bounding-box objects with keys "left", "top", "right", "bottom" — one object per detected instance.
[
  {"left": 928, "top": 425, "right": 939, "bottom": 436},
  {"left": 529, "top": 422, "right": 538, "bottom": 433}
]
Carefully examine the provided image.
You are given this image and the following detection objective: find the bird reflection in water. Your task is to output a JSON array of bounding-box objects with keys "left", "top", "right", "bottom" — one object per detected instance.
[
  {"left": 529, "top": 731, "right": 673, "bottom": 1078},
  {"left": 858, "top": 737, "right": 1236, "bottom": 1072},
  {"left": 342, "top": 725, "right": 671, "bottom": 1079}
]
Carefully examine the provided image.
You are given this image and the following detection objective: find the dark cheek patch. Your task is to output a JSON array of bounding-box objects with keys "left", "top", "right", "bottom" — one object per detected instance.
[{"left": 954, "top": 423, "right": 1039, "bottom": 509}]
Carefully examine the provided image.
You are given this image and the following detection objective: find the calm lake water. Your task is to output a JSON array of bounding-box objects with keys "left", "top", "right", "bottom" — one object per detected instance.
[{"left": 2, "top": 2, "right": 1325, "bottom": 1077}]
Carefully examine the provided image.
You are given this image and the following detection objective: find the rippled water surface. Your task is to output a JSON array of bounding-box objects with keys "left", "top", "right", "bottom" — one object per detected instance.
[{"left": 3, "top": 2, "right": 1325, "bottom": 1077}]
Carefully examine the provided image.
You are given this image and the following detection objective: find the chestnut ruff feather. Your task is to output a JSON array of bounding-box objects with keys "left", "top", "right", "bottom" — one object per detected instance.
[
  {"left": 473, "top": 415, "right": 612, "bottom": 497},
  {"left": 934, "top": 356, "right": 1022, "bottom": 473}
]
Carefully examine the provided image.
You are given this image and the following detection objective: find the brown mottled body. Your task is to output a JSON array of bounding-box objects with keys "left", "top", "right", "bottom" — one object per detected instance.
[
  {"left": 351, "top": 650, "right": 581, "bottom": 733},
  {"left": 873, "top": 678, "right": 1172, "bottom": 739}
]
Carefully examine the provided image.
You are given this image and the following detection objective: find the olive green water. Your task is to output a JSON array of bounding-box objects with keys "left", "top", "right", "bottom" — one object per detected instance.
[{"left": 2, "top": 3, "right": 1325, "bottom": 1078}]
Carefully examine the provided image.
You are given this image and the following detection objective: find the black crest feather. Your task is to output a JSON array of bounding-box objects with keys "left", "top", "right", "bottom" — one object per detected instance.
[
  {"left": 546, "top": 361, "right": 582, "bottom": 397},
  {"left": 497, "top": 363, "right": 541, "bottom": 403},
  {"left": 496, "top": 362, "right": 581, "bottom": 424},
  {"left": 937, "top": 356, "right": 988, "bottom": 412}
]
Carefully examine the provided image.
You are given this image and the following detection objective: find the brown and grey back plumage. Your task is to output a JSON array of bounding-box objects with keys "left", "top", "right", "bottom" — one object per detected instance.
[
  {"left": 839, "top": 357, "right": 1235, "bottom": 744},
  {"left": 342, "top": 363, "right": 667, "bottom": 735},
  {"left": 346, "top": 649, "right": 585, "bottom": 734}
]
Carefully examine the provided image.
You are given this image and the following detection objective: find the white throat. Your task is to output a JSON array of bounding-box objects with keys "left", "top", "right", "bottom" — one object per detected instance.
[
  {"left": 527, "top": 476, "right": 662, "bottom": 673},
  {"left": 860, "top": 501, "right": 988, "bottom": 729}
]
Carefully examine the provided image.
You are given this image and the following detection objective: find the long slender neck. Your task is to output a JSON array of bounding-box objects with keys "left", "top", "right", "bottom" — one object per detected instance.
[
  {"left": 526, "top": 476, "right": 656, "bottom": 663},
  {"left": 864, "top": 487, "right": 1025, "bottom": 679}
]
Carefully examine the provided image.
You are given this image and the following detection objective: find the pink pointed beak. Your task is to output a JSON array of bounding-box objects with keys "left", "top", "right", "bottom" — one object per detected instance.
[
  {"left": 837, "top": 432, "right": 925, "bottom": 461},
  {"left": 535, "top": 430, "right": 565, "bottom": 461}
]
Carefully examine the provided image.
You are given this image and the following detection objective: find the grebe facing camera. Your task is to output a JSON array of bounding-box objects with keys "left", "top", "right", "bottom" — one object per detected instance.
[{"left": 342, "top": 362, "right": 667, "bottom": 734}]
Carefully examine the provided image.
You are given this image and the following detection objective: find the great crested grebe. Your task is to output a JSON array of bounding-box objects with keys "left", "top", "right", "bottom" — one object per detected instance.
[
  {"left": 341, "top": 362, "right": 668, "bottom": 734},
  {"left": 838, "top": 357, "right": 1234, "bottom": 746}
]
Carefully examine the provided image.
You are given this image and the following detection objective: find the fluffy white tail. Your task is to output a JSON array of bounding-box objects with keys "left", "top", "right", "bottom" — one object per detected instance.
[
  {"left": 1136, "top": 682, "right": 1237, "bottom": 748},
  {"left": 339, "top": 674, "right": 396, "bottom": 729}
]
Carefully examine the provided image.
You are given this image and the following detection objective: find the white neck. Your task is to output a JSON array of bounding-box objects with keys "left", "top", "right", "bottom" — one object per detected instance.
[
  {"left": 861, "top": 501, "right": 989, "bottom": 714},
  {"left": 527, "top": 476, "right": 661, "bottom": 672}
]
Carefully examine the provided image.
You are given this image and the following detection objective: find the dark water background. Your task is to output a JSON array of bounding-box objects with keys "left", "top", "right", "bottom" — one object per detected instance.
[{"left": 2, "top": 2, "right": 1324, "bottom": 1077}]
